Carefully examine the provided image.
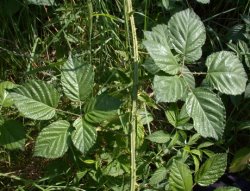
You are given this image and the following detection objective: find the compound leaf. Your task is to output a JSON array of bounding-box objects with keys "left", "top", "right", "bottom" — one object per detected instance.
[
  {"left": 169, "top": 160, "right": 193, "bottom": 191},
  {"left": 186, "top": 88, "right": 225, "bottom": 140},
  {"left": 195, "top": 153, "right": 227, "bottom": 186},
  {"left": 34, "top": 120, "right": 70, "bottom": 158},
  {"left": 71, "top": 118, "right": 96, "bottom": 154},
  {"left": 168, "top": 9, "right": 206, "bottom": 62},
  {"left": 61, "top": 54, "right": 94, "bottom": 102},
  {"left": 9, "top": 80, "right": 59, "bottom": 120},
  {"left": 205, "top": 51, "right": 247, "bottom": 95}
]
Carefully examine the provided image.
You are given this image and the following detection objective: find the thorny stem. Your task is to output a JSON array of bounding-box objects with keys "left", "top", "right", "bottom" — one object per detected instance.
[
  {"left": 87, "top": 0, "right": 93, "bottom": 64},
  {"left": 124, "top": 0, "right": 139, "bottom": 190}
]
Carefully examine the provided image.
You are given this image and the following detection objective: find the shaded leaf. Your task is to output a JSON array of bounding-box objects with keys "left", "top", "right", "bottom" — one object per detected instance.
[
  {"left": 0, "top": 120, "right": 25, "bottom": 150},
  {"left": 195, "top": 153, "right": 227, "bottom": 186},
  {"left": 229, "top": 147, "right": 250, "bottom": 173},
  {"left": 186, "top": 88, "right": 225, "bottom": 140},
  {"left": 142, "top": 57, "right": 160, "bottom": 75},
  {"left": 34, "top": 120, "right": 70, "bottom": 158},
  {"left": 206, "top": 51, "right": 247, "bottom": 95},
  {"left": 10, "top": 80, "right": 59, "bottom": 120},
  {"left": 214, "top": 186, "right": 241, "bottom": 191},
  {"left": 71, "top": 118, "right": 96, "bottom": 154},
  {"left": 84, "top": 94, "right": 121, "bottom": 124},
  {"left": 245, "top": 83, "right": 250, "bottom": 98}
]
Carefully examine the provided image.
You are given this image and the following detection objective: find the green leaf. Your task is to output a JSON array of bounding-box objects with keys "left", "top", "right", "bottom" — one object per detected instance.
[
  {"left": 169, "top": 160, "right": 193, "bottom": 191},
  {"left": 192, "top": 155, "right": 200, "bottom": 173},
  {"left": 136, "top": 123, "right": 145, "bottom": 149},
  {"left": 182, "top": 66, "right": 195, "bottom": 90},
  {"left": 0, "top": 81, "right": 17, "bottom": 107},
  {"left": 205, "top": 51, "right": 247, "bottom": 95},
  {"left": 186, "top": 88, "right": 225, "bottom": 140},
  {"left": 0, "top": 120, "right": 25, "bottom": 150},
  {"left": 153, "top": 75, "right": 186, "bottom": 102},
  {"left": 149, "top": 166, "right": 168, "bottom": 185},
  {"left": 146, "top": 130, "right": 170, "bottom": 143},
  {"left": 27, "top": 0, "right": 55, "bottom": 6},
  {"left": 142, "top": 57, "right": 161, "bottom": 75},
  {"left": 165, "top": 103, "right": 179, "bottom": 127},
  {"left": 162, "top": 0, "right": 170, "bottom": 10},
  {"left": 198, "top": 142, "right": 214, "bottom": 149},
  {"left": 168, "top": 9, "right": 206, "bottom": 62},
  {"left": 10, "top": 80, "right": 60, "bottom": 120},
  {"left": 245, "top": 83, "right": 250, "bottom": 98},
  {"left": 195, "top": 153, "right": 227, "bottom": 186},
  {"left": 71, "top": 118, "right": 97, "bottom": 154},
  {"left": 229, "top": 147, "right": 250, "bottom": 173},
  {"left": 61, "top": 54, "right": 94, "bottom": 102},
  {"left": 103, "top": 160, "right": 125, "bottom": 177},
  {"left": 84, "top": 94, "right": 121, "bottom": 124},
  {"left": 143, "top": 25, "right": 180, "bottom": 75},
  {"left": 34, "top": 120, "right": 70, "bottom": 158},
  {"left": 138, "top": 109, "right": 153, "bottom": 125},
  {"left": 196, "top": 0, "right": 210, "bottom": 4},
  {"left": 214, "top": 186, "right": 241, "bottom": 191}
]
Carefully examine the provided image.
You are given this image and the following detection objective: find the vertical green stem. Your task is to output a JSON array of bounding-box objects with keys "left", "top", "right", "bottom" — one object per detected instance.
[
  {"left": 87, "top": 0, "right": 93, "bottom": 64},
  {"left": 124, "top": 0, "right": 139, "bottom": 190}
]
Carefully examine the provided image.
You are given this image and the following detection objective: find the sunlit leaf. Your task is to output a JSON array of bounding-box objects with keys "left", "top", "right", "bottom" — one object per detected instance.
[
  {"left": 143, "top": 25, "right": 180, "bottom": 75},
  {"left": 186, "top": 88, "right": 225, "bottom": 140},
  {"left": 169, "top": 9, "right": 206, "bottom": 62},
  {"left": 27, "top": 0, "right": 55, "bottom": 6},
  {"left": 153, "top": 75, "right": 186, "bottom": 102},
  {"left": 61, "top": 54, "right": 94, "bottom": 102},
  {"left": 0, "top": 81, "right": 17, "bottom": 107},
  {"left": 195, "top": 153, "right": 227, "bottom": 186},
  {"left": 169, "top": 160, "right": 193, "bottom": 191},
  {"left": 196, "top": 0, "right": 210, "bottom": 4},
  {"left": 9, "top": 80, "right": 60, "bottom": 120},
  {"left": 34, "top": 120, "right": 70, "bottom": 158},
  {"left": 71, "top": 118, "right": 96, "bottom": 154},
  {"left": 146, "top": 130, "right": 170, "bottom": 143},
  {"left": 206, "top": 51, "right": 247, "bottom": 95}
]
